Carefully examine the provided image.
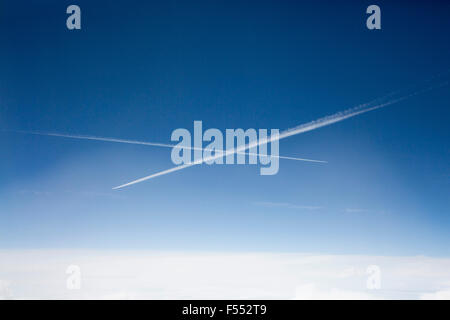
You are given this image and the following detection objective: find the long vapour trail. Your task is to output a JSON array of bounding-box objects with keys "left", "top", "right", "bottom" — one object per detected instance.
[
  {"left": 9, "top": 130, "right": 326, "bottom": 163},
  {"left": 112, "top": 80, "right": 448, "bottom": 190}
]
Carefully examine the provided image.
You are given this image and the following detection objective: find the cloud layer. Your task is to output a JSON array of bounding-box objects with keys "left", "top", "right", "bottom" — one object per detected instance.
[{"left": 1, "top": 250, "right": 450, "bottom": 299}]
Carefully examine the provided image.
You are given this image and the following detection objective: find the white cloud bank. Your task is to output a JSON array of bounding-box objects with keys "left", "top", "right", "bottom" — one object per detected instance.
[{"left": 0, "top": 250, "right": 450, "bottom": 299}]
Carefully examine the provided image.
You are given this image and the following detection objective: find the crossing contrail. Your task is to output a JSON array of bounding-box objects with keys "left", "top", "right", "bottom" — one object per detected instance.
[
  {"left": 112, "top": 80, "right": 448, "bottom": 190},
  {"left": 10, "top": 130, "right": 326, "bottom": 163}
]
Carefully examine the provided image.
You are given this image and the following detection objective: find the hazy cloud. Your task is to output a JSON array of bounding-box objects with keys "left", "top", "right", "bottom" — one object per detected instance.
[{"left": 1, "top": 250, "right": 450, "bottom": 299}]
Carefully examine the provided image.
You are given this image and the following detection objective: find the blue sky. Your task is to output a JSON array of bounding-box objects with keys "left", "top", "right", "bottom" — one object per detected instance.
[{"left": 1, "top": 0, "right": 449, "bottom": 255}]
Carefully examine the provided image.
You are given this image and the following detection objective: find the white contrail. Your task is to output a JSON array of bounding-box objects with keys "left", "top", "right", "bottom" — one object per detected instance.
[
  {"left": 112, "top": 81, "right": 448, "bottom": 190},
  {"left": 11, "top": 130, "right": 326, "bottom": 163}
]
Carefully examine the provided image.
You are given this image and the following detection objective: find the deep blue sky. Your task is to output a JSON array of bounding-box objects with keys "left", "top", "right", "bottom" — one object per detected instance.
[{"left": 0, "top": 0, "right": 449, "bottom": 255}]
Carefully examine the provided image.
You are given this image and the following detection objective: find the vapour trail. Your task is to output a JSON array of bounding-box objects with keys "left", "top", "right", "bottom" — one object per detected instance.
[
  {"left": 112, "top": 80, "right": 448, "bottom": 190},
  {"left": 10, "top": 130, "right": 326, "bottom": 163}
]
